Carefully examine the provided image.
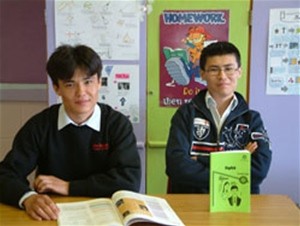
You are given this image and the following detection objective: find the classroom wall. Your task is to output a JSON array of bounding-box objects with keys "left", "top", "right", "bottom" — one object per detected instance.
[
  {"left": 0, "top": 101, "right": 47, "bottom": 159},
  {"left": 0, "top": 0, "right": 47, "bottom": 101},
  {"left": 250, "top": 0, "right": 300, "bottom": 205}
]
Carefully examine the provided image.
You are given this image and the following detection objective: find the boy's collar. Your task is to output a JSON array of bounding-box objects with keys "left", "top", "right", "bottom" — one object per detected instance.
[
  {"left": 205, "top": 91, "right": 238, "bottom": 110},
  {"left": 58, "top": 104, "right": 101, "bottom": 131}
]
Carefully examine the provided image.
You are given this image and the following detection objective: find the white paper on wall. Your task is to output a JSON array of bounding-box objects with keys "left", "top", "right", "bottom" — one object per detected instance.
[
  {"left": 55, "top": 0, "right": 141, "bottom": 60},
  {"left": 99, "top": 64, "right": 140, "bottom": 123},
  {"left": 266, "top": 8, "right": 300, "bottom": 95}
]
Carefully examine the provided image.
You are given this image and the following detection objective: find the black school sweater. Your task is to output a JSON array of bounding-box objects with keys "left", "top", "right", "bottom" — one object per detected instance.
[{"left": 0, "top": 103, "right": 141, "bottom": 207}]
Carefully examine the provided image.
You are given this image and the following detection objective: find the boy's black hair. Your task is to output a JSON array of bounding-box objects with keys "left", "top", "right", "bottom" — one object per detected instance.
[
  {"left": 46, "top": 44, "right": 102, "bottom": 86},
  {"left": 199, "top": 41, "right": 241, "bottom": 70}
]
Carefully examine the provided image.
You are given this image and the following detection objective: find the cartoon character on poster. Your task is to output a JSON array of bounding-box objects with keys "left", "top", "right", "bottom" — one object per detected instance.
[
  {"left": 164, "top": 25, "right": 212, "bottom": 87},
  {"left": 160, "top": 10, "right": 229, "bottom": 107}
]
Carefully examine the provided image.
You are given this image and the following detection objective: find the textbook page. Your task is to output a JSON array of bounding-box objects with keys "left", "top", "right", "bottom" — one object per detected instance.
[
  {"left": 57, "top": 198, "right": 122, "bottom": 226},
  {"left": 112, "top": 190, "right": 185, "bottom": 226}
]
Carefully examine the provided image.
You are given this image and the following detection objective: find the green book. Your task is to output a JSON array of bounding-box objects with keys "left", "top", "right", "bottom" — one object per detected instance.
[
  {"left": 210, "top": 150, "right": 251, "bottom": 213},
  {"left": 163, "top": 47, "right": 189, "bottom": 64}
]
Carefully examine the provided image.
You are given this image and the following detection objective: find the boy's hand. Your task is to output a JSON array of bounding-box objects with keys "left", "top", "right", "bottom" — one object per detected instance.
[
  {"left": 34, "top": 175, "right": 69, "bottom": 196},
  {"left": 23, "top": 194, "right": 59, "bottom": 221},
  {"left": 245, "top": 141, "right": 258, "bottom": 153}
]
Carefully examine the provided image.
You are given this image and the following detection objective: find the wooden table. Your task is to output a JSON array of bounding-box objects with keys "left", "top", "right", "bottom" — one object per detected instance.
[{"left": 0, "top": 194, "right": 299, "bottom": 226}]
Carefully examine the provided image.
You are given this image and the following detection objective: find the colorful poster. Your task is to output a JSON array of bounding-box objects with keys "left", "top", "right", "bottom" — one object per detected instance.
[
  {"left": 266, "top": 8, "right": 300, "bottom": 95},
  {"left": 159, "top": 10, "right": 229, "bottom": 107},
  {"left": 55, "top": 0, "right": 141, "bottom": 60},
  {"left": 99, "top": 65, "right": 140, "bottom": 123}
]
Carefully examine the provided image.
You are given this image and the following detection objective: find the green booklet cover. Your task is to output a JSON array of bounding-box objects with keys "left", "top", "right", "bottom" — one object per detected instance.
[{"left": 210, "top": 150, "right": 251, "bottom": 213}]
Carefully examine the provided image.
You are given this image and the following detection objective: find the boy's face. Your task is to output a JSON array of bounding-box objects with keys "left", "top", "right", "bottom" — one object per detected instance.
[
  {"left": 201, "top": 54, "right": 241, "bottom": 101},
  {"left": 53, "top": 68, "right": 101, "bottom": 124}
]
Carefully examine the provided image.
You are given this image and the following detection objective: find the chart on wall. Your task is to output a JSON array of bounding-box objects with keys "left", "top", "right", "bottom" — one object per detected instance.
[
  {"left": 266, "top": 8, "right": 300, "bottom": 95},
  {"left": 100, "top": 64, "right": 140, "bottom": 123},
  {"left": 55, "top": 0, "right": 142, "bottom": 60}
]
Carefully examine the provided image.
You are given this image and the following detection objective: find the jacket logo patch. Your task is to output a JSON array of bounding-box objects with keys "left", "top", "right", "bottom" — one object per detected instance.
[
  {"left": 223, "top": 124, "right": 250, "bottom": 149},
  {"left": 193, "top": 118, "right": 210, "bottom": 140},
  {"left": 92, "top": 143, "right": 109, "bottom": 151}
]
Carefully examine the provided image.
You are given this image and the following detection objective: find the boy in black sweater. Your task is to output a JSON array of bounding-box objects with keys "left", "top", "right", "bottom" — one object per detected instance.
[{"left": 0, "top": 45, "right": 141, "bottom": 221}]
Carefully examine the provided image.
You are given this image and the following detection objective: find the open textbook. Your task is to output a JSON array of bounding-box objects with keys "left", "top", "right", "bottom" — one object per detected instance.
[{"left": 57, "top": 190, "right": 185, "bottom": 226}]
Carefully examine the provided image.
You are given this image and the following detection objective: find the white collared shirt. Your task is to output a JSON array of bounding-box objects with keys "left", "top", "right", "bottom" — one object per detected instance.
[
  {"left": 58, "top": 104, "right": 101, "bottom": 132},
  {"left": 205, "top": 92, "right": 238, "bottom": 134}
]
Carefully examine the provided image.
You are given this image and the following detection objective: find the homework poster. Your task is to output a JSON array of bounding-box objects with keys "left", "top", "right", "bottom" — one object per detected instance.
[{"left": 160, "top": 10, "right": 229, "bottom": 107}]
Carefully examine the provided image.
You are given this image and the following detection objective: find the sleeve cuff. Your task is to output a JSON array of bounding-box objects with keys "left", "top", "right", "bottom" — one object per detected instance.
[{"left": 18, "top": 191, "right": 37, "bottom": 209}]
